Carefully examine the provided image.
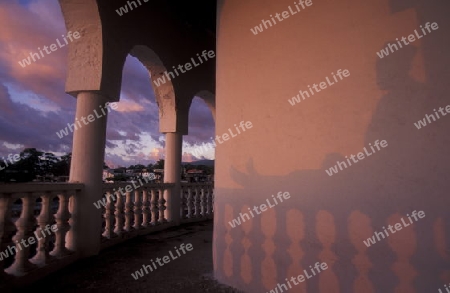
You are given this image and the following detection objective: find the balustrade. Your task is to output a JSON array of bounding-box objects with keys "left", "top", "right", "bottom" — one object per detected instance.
[
  {"left": 0, "top": 182, "right": 213, "bottom": 285},
  {"left": 180, "top": 183, "right": 214, "bottom": 222},
  {"left": 0, "top": 184, "right": 82, "bottom": 280},
  {"left": 100, "top": 183, "right": 179, "bottom": 243}
]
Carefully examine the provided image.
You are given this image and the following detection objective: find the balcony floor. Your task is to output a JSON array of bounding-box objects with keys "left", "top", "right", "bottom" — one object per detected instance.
[{"left": 21, "top": 221, "right": 241, "bottom": 293}]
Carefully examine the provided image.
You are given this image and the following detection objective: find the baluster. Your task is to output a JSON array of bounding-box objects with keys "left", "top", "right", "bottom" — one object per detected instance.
[
  {"left": 212, "top": 195, "right": 219, "bottom": 273},
  {"left": 150, "top": 189, "right": 158, "bottom": 225},
  {"left": 261, "top": 206, "right": 277, "bottom": 289},
  {"left": 240, "top": 205, "right": 253, "bottom": 284},
  {"left": 286, "top": 210, "right": 306, "bottom": 292},
  {"left": 114, "top": 191, "right": 124, "bottom": 236},
  {"left": 433, "top": 217, "right": 450, "bottom": 285},
  {"left": 187, "top": 187, "right": 193, "bottom": 218},
  {"left": 316, "top": 210, "right": 339, "bottom": 293},
  {"left": 205, "top": 186, "right": 211, "bottom": 217},
  {"left": 133, "top": 189, "right": 142, "bottom": 230},
  {"left": 180, "top": 187, "right": 186, "bottom": 220},
  {"left": 192, "top": 186, "right": 197, "bottom": 217},
  {"left": 348, "top": 211, "right": 374, "bottom": 293},
  {"left": 211, "top": 187, "right": 215, "bottom": 214},
  {"left": 102, "top": 191, "right": 115, "bottom": 239},
  {"left": 142, "top": 189, "right": 150, "bottom": 228},
  {"left": 5, "top": 193, "right": 37, "bottom": 276},
  {"left": 200, "top": 185, "right": 206, "bottom": 217},
  {"left": 50, "top": 193, "right": 70, "bottom": 258},
  {"left": 30, "top": 193, "right": 53, "bottom": 267},
  {"left": 205, "top": 185, "right": 210, "bottom": 216},
  {"left": 184, "top": 186, "right": 189, "bottom": 218},
  {"left": 209, "top": 185, "right": 214, "bottom": 216},
  {"left": 194, "top": 186, "right": 201, "bottom": 218},
  {"left": 388, "top": 213, "right": 417, "bottom": 293},
  {"left": 198, "top": 185, "right": 203, "bottom": 217},
  {"left": 223, "top": 204, "right": 234, "bottom": 278},
  {"left": 124, "top": 191, "right": 133, "bottom": 232},
  {"left": 67, "top": 190, "right": 79, "bottom": 252},
  {"left": 158, "top": 188, "right": 166, "bottom": 224},
  {"left": 0, "top": 194, "right": 14, "bottom": 276}
]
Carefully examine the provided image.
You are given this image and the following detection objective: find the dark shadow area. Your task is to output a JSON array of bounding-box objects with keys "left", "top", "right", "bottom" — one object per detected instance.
[{"left": 14, "top": 221, "right": 242, "bottom": 293}]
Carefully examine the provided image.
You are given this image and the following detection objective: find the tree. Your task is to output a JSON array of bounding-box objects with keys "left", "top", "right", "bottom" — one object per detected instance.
[
  {"left": 0, "top": 148, "right": 44, "bottom": 182},
  {"left": 53, "top": 153, "right": 71, "bottom": 177},
  {"left": 18, "top": 148, "right": 44, "bottom": 179},
  {"left": 134, "top": 164, "right": 146, "bottom": 170},
  {"left": 194, "top": 164, "right": 214, "bottom": 175},
  {"left": 41, "top": 152, "right": 60, "bottom": 175},
  {"left": 154, "top": 159, "right": 165, "bottom": 169},
  {"left": 112, "top": 174, "right": 128, "bottom": 182}
]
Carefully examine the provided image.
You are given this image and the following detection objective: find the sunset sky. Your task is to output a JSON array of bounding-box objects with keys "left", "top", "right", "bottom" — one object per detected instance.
[{"left": 0, "top": 0, "right": 215, "bottom": 168}]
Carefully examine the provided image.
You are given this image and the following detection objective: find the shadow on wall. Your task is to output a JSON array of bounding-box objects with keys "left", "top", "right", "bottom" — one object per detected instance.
[{"left": 213, "top": 0, "right": 450, "bottom": 292}]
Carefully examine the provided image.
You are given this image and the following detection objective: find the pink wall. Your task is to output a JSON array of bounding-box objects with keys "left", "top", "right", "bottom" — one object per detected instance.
[{"left": 214, "top": 0, "right": 450, "bottom": 291}]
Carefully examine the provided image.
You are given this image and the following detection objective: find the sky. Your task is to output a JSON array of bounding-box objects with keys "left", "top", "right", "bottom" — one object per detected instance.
[{"left": 0, "top": 0, "right": 215, "bottom": 168}]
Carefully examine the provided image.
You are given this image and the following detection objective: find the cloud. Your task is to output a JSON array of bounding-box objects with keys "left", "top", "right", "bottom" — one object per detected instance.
[
  {"left": 183, "top": 97, "right": 215, "bottom": 147},
  {"left": 114, "top": 99, "right": 145, "bottom": 113},
  {"left": 148, "top": 147, "right": 164, "bottom": 162},
  {"left": 182, "top": 152, "right": 202, "bottom": 163}
]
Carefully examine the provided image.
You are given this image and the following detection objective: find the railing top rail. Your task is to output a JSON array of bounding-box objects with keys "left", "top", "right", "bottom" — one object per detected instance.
[
  {"left": 181, "top": 182, "right": 214, "bottom": 187},
  {"left": 102, "top": 182, "right": 175, "bottom": 191},
  {"left": 0, "top": 183, "right": 85, "bottom": 194}
]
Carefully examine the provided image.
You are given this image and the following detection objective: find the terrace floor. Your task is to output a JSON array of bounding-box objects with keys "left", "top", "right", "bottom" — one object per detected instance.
[{"left": 13, "top": 221, "right": 242, "bottom": 293}]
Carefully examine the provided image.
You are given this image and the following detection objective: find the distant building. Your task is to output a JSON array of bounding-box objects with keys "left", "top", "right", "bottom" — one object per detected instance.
[
  {"left": 185, "top": 169, "right": 211, "bottom": 183},
  {"left": 102, "top": 169, "right": 115, "bottom": 181}
]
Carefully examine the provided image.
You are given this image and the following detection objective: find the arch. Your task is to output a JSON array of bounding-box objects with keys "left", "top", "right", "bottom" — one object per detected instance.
[
  {"left": 194, "top": 90, "right": 216, "bottom": 122},
  {"left": 59, "top": 0, "right": 213, "bottom": 134},
  {"left": 58, "top": 0, "right": 112, "bottom": 98},
  {"left": 129, "top": 45, "right": 189, "bottom": 134}
]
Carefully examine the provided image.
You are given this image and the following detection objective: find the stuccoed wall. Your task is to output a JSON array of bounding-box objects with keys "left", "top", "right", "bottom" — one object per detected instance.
[{"left": 214, "top": 0, "right": 450, "bottom": 292}]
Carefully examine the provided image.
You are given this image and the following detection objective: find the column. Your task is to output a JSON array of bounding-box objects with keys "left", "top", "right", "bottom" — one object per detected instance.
[
  {"left": 163, "top": 132, "right": 183, "bottom": 225},
  {"left": 67, "top": 92, "right": 110, "bottom": 257}
]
